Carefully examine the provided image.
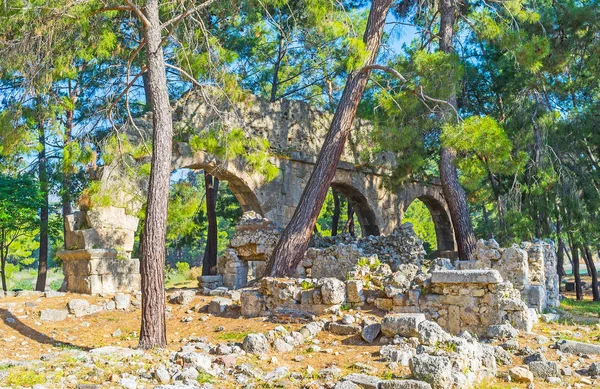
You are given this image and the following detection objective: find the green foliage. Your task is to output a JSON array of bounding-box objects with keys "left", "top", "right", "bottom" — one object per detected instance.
[
  {"left": 403, "top": 200, "right": 437, "bottom": 252},
  {"left": 6, "top": 369, "right": 45, "bottom": 386},
  {"left": 189, "top": 128, "right": 279, "bottom": 181}
]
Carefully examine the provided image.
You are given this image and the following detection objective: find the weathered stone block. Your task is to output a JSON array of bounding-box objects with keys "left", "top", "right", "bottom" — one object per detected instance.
[
  {"left": 381, "top": 313, "right": 425, "bottom": 337},
  {"left": 430, "top": 270, "right": 503, "bottom": 284}
]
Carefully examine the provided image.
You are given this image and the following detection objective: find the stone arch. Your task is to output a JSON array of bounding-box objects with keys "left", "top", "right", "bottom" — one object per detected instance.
[
  {"left": 330, "top": 181, "right": 381, "bottom": 237},
  {"left": 400, "top": 182, "right": 455, "bottom": 254},
  {"left": 172, "top": 146, "right": 264, "bottom": 217}
]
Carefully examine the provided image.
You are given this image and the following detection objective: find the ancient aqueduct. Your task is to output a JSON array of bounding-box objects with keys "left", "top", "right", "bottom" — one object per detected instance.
[{"left": 60, "top": 89, "right": 456, "bottom": 294}]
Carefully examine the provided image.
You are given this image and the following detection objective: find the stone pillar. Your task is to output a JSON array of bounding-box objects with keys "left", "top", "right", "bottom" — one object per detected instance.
[
  {"left": 211, "top": 211, "right": 279, "bottom": 290},
  {"left": 58, "top": 206, "right": 140, "bottom": 294}
]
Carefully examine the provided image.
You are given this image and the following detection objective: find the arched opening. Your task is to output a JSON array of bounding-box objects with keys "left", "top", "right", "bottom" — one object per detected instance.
[
  {"left": 316, "top": 184, "right": 380, "bottom": 238},
  {"left": 164, "top": 168, "right": 245, "bottom": 287},
  {"left": 403, "top": 195, "right": 455, "bottom": 257},
  {"left": 403, "top": 199, "right": 438, "bottom": 253}
]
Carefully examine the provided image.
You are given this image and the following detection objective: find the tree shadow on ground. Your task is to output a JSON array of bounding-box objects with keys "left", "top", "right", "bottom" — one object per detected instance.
[{"left": 0, "top": 309, "right": 91, "bottom": 351}]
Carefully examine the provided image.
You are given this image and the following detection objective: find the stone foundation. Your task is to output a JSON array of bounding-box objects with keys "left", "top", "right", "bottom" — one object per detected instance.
[
  {"left": 240, "top": 269, "right": 535, "bottom": 336},
  {"left": 58, "top": 206, "right": 140, "bottom": 294}
]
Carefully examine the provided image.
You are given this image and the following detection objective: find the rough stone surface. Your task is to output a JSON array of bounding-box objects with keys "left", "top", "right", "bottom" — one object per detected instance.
[
  {"left": 528, "top": 361, "right": 559, "bottom": 378},
  {"left": 381, "top": 314, "right": 426, "bottom": 337},
  {"left": 556, "top": 339, "right": 600, "bottom": 355},
  {"left": 242, "top": 333, "right": 269, "bottom": 355},
  {"left": 508, "top": 366, "right": 534, "bottom": 383},
  {"left": 379, "top": 380, "right": 432, "bottom": 389},
  {"left": 409, "top": 354, "right": 453, "bottom": 389},
  {"left": 40, "top": 309, "right": 68, "bottom": 322}
]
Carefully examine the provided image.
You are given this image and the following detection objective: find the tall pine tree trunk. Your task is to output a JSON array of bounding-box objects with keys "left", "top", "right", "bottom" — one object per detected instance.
[
  {"left": 138, "top": 0, "right": 173, "bottom": 349},
  {"left": 347, "top": 203, "right": 355, "bottom": 237},
  {"left": 62, "top": 108, "right": 73, "bottom": 249},
  {"left": 265, "top": 0, "right": 392, "bottom": 276},
  {"left": 567, "top": 232, "right": 582, "bottom": 301},
  {"left": 1, "top": 231, "right": 7, "bottom": 292},
  {"left": 201, "top": 172, "right": 219, "bottom": 276},
  {"left": 583, "top": 245, "right": 599, "bottom": 301},
  {"left": 438, "top": 0, "right": 476, "bottom": 260},
  {"left": 36, "top": 122, "right": 49, "bottom": 292},
  {"left": 331, "top": 189, "right": 340, "bottom": 236}
]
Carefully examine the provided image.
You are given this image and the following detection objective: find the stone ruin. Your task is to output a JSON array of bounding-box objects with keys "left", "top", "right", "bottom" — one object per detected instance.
[
  {"left": 200, "top": 212, "right": 560, "bottom": 339},
  {"left": 57, "top": 206, "right": 141, "bottom": 294}
]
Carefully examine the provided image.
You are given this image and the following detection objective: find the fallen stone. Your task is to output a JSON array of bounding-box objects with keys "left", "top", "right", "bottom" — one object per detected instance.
[
  {"left": 381, "top": 313, "right": 425, "bottom": 337},
  {"left": 493, "top": 346, "right": 513, "bottom": 366},
  {"left": 380, "top": 380, "right": 432, "bottom": 389},
  {"left": 264, "top": 366, "right": 289, "bottom": 381},
  {"left": 487, "top": 324, "right": 518, "bottom": 339},
  {"left": 341, "top": 373, "right": 381, "bottom": 389},
  {"left": 334, "top": 382, "right": 361, "bottom": 389},
  {"left": 508, "top": 366, "right": 533, "bottom": 383},
  {"left": 169, "top": 290, "right": 196, "bottom": 305},
  {"left": 114, "top": 294, "right": 130, "bottom": 310},
  {"left": 417, "top": 320, "right": 452, "bottom": 346},
  {"left": 67, "top": 299, "right": 91, "bottom": 317},
  {"left": 556, "top": 339, "right": 600, "bottom": 355},
  {"left": 523, "top": 351, "right": 546, "bottom": 364},
  {"left": 273, "top": 338, "right": 294, "bottom": 353},
  {"left": 588, "top": 362, "right": 600, "bottom": 376},
  {"left": 242, "top": 333, "right": 269, "bottom": 355},
  {"left": 528, "top": 361, "right": 559, "bottom": 379},
  {"left": 320, "top": 278, "right": 346, "bottom": 304},
  {"left": 208, "top": 297, "right": 232, "bottom": 314},
  {"left": 329, "top": 323, "right": 360, "bottom": 336},
  {"left": 409, "top": 354, "right": 452, "bottom": 389},
  {"left": 40, "top": 309, "right": 68, "bottom": 322},
  {"left": 361, "top": 323, "right": 381, "bottom": 343},
  {"left": 318, "top": 366, "right": 342, "bottom": 380},
  {"left": 155, "top": 367, "right": 170, "bottom": 384}
]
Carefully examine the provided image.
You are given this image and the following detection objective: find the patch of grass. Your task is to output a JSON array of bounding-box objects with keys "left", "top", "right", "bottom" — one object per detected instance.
[
  {"left": 6, "top": 369, "right": 45, "bottom": 386},
  {"left": 301, "top": 280, "right": 314, "bottom": 290},
  {"left": 197, "top": 372, "right": 214, "bottom": 384},
  {"left": 561, "top": 298, "right": 600, "bottom": 317},
  {"left": 216, "top": 331, "right": 251, "bottom": 342},
  {"left": 380, "top": 371, "right": 394, "bottom": 380}
]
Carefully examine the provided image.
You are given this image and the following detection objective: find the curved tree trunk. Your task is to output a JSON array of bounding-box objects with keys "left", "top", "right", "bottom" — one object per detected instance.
[
  {"left": 438, "top": 0, "right": 476, "bottom": 260},
  {"left": 265, "top": 0, "right": 393, "bottom": 276},
  {"left": 138, "top": 0, "right": 173, "bottom": 349},
  {"left": 201, "top": 172, "right": 219, "bottom": 275}
]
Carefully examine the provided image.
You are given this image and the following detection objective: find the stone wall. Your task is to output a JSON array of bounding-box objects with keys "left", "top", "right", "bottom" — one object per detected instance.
[
  {"left": 57, "top": 206, "right": 141, "bottom": 294},
  {"left": 240, "top": 269, "right": 535, "bottom": 336},
  {"left": 457, "top": 239, "right": 560, "bottom": 312},
  {"left": 207, "top": 214, "right": 426, "bottom": 289},
  {"left": 299, "top": 223, "right": 425, "bottom": 279}
]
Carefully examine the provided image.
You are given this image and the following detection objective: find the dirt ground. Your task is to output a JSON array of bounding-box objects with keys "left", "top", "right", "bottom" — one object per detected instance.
[{"left": 0, "top": 288, "right": 598, "bottom": 388}]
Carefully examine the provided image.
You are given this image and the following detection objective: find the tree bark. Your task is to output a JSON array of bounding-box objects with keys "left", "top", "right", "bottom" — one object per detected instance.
[
  {"left": 201, "top": 172, "right": 219, "bottom": 275},
  {"left": 347, "top": 203, "right": 355, "bottom": 237},
  {"left": 438, "top": 0, "right": 476, "bottom": 260},
  {"left": 567, "top": 232, "right": 582, "bottom": 300},
  {"left": 265, "top": 0, "right": 392, "bottom": 276},
  {"left": 331, "top": 189, "right": 340, "bottom": 236},
  {"left": 270, "top": 34, "right": 286, "bottom": 102},
  {"left": 138, "top": 0, "right": 173, "bottom": 350},
  {"left": 62, "top": 108, "right": 73, "bottom": 249},
  {"left": 1, "top": 230, "right": 6, "bottom": 292},
  {"left": 583, "top": 245, "right": 599, "bottom": 301},
  {"left": 36, "top": 122, "right": 49, "bottom": 292}
]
